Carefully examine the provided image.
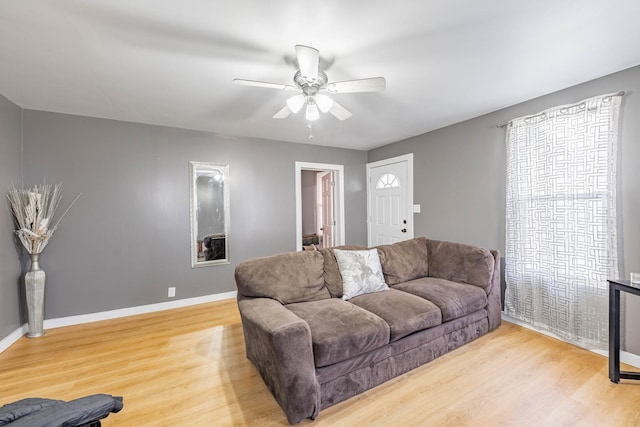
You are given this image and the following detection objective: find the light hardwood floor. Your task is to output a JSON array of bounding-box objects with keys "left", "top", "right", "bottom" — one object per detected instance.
[{"left": 2, "top": 299, "right": 640, "bottom": 426}]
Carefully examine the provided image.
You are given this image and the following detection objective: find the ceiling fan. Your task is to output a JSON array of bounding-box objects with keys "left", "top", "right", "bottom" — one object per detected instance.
[{"left": 234, "top": 45, "right": 386, "bottom": 122}]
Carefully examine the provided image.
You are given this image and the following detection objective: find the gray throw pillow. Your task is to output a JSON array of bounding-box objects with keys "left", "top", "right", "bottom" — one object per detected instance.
[{"left": 334, "top": 249, "right": 389, "bottom": 300}]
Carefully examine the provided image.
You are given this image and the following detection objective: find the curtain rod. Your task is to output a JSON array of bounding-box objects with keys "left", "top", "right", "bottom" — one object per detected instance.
[{"left": 496, "top": 91, "right": 626, "bottom": 128}]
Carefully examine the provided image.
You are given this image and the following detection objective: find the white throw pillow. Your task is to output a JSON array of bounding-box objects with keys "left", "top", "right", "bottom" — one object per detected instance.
[{"left": 334, "top": 248, "right": 389, "bottom": 300}]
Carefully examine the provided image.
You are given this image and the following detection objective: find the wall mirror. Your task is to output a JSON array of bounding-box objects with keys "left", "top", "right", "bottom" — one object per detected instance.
[{"left": 190, "top": 161, "right": 230, "bottom": 267}]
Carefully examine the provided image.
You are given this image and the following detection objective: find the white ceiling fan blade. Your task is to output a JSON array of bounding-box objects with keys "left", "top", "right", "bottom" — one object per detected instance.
[
  {"left": 328, "top": 100, "right": 352, "bottom": 121},
  {"left": 273, "top": 105, "right": 292, "bottom": 119},
  {"left": 295, "top": 45, "right": 319, "bottom": 82},
  {"left": 325, "top": 77, "right": 386, "bottom": 93},
  {"left": 286, "top": 94, "right": 306, "bottom": 114},
  {"left": 233, "top": 79, "right": 297, "bottom": 91},
  {"left": 315, "top": 94, "right": 334, "bottom": 113}
]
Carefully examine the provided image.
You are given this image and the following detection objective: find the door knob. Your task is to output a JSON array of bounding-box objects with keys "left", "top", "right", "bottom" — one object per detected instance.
[
  {"left": 401, "top": 228, "right": 407, "bottom": 233},
  {"left": 403, "top": 220, "right": 407, "bottom": 224}
]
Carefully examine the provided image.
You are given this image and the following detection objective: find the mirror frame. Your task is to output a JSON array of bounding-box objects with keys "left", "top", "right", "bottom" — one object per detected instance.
[{"left": 189, "top": 161, "right": 230, "bottom": 268}]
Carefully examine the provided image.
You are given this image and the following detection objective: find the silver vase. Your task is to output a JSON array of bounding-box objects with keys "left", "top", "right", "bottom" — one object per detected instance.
[{"left": 25, "top": 252, "right": 46, "bottom": 338}]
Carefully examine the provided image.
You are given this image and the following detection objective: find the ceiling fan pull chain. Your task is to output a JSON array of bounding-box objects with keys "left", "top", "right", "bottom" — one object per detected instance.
[{"left": 307, "top": 124, "right": 313, "bottom": 139}]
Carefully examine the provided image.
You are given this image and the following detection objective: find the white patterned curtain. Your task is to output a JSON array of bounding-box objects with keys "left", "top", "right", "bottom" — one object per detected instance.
[{"left": 505, "top": 93, "right": 622, "bottom": 350}]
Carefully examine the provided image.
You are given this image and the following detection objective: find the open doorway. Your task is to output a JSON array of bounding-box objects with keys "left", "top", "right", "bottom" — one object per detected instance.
[{"left": 295, "top": 162, "right": 345, "bottom": 251}]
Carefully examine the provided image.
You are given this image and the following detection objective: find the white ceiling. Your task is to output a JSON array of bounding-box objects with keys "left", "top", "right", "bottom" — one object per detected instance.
[{"left": 1, "top": 1, "right": 639, "bottom": 151}]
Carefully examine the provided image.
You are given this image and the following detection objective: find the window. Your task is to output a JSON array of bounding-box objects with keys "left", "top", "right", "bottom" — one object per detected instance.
[
  {"left": 376, "top": 173, "right": 399, "bottom": 189},
  {"left": 504, "top": 93, "right": 622, "bottom": 350}
]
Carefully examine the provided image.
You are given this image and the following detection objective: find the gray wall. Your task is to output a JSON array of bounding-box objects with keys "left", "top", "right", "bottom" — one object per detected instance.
[
  {"left": 0, "top": 94, "right": 24, "bottom": 339},
  {"left": 21, "top": 111, "right": 368, "bottom": 319},
  {"left": 368, "top": 65, "right": 640, "bottom": 353}
]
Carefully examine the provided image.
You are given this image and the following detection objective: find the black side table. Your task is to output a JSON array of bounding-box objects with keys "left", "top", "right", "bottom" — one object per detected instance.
[{"left": 608, "top": 278, "right": 640, "bottom": 383}]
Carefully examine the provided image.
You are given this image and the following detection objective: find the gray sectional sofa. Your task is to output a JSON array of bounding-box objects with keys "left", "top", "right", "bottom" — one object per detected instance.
[{"left": 235, "top": 237, "right": 501, "bottom": 424}]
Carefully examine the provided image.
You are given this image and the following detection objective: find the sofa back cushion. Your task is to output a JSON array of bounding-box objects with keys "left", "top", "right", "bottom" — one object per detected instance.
[
  {"left": 235, "top": 251, "right": 330, "bottom": 304},
  {"left": 320, "top": 245, "right": 367, "bottom": 298},
  {"left": 426, "top": 239, "right": 495, "bottom": 291},
  {"left": 376, "top": 237, "right": 429, "bottom": 285}
]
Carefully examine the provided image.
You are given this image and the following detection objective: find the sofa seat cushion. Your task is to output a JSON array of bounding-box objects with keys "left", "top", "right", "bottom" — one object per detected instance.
[
  {"left": 286, "top": 299, "right": 390, "bottom": 368},
  {"left": 392, "top": 277, "right": 488, "bottom": 322},
  {"left": 349, "top": 289, "right": 442, "bottom": 341}
]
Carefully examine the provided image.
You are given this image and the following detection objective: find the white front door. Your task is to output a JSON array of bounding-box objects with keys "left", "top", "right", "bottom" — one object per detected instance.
[
  {"left": 367, "top": 154, "right": 414, "bottom": 246},
  {"left": 321, "top": 171, "right": 334, "bottom": 248}
]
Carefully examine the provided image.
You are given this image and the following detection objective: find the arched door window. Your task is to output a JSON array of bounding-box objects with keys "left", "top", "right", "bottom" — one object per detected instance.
[{"left": 376, "top": 173, "right": 400, "bottom": 189}]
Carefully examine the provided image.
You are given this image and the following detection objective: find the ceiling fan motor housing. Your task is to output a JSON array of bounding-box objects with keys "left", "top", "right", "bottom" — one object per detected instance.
[{"left": 294, "top": 70, "right": 328, "bottom": 97}]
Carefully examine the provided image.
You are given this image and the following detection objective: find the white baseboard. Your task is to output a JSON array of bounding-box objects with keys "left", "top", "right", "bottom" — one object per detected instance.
[
  {"left": 0, "top": 291, "right": 237, "bottom": 354},
  {"left": 0, "top": 324, "right": 28, "bottom": 354},
  {"left": 502, "top": 313, "right": 640, "bottom": 369}
]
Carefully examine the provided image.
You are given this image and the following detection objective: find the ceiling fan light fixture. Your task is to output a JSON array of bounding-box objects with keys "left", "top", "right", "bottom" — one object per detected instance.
[
  {"left": 315, "top": 94, "right": 334, "bottom": 113},
  {"left": 286, "top": 94, "right": 306, "bottom": 113},
  {"left": 306, "top": 100, "right": 320, "bottom": 121}
]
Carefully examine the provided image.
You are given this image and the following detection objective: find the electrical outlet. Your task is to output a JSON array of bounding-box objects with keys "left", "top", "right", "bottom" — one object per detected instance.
[{"left": 168, "top": 287, "right": 176, "bottom": 298}]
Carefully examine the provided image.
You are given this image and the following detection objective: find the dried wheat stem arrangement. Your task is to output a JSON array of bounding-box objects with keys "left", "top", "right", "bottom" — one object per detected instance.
[{"left": 6, "top": 183, "right": 81, "bottom": 254}]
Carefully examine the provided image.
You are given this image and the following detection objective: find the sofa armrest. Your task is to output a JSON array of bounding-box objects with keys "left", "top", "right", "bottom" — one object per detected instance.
[{"left": 237, "top": 296, "right": 320, "bottom": 424}]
